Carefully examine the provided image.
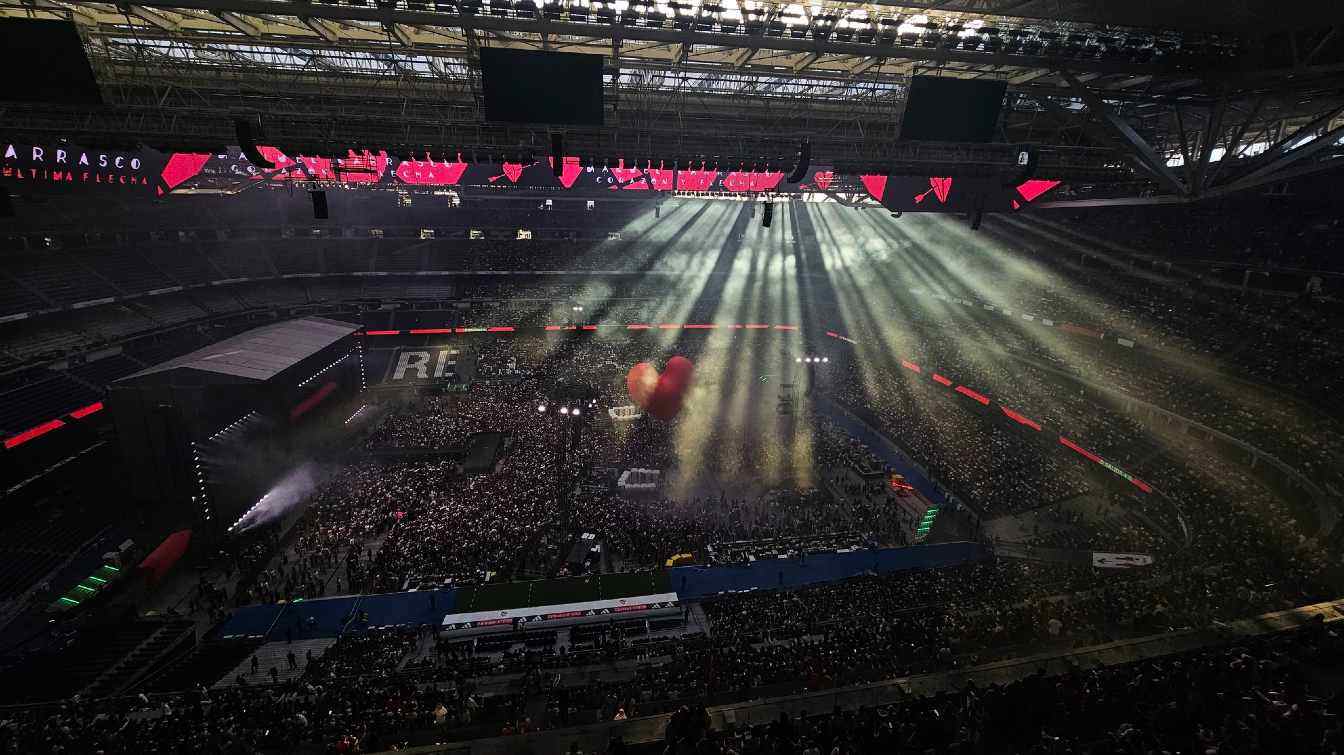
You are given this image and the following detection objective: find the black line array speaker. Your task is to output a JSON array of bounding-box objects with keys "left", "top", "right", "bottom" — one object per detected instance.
[
  {"left": 236, "top": 118, "right": 276, "bottom": 169},
  {"left": 551, "top": 133, "right": 565, "bottom": 177},
  {"left": 968, "top": 194, "right": 986, "bottom": 230},
  {"left": 311, "top": 191, "right": 328, "bottom": 220},
  {"left": 761, "top": 202, "right": 774, "bottom": 228},
  {"left": 786, "top": 138, "right": 812, "bottom": 183}
]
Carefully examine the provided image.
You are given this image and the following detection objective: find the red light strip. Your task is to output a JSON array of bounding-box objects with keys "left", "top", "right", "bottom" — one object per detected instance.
[
  {"left": 999, "top": 406, "right": 1042, "bottom": 431},
  {"left": 627, "top": 324, "right": 650, "bottom": 330},
  {"left": 743, "top": 324, "right": 770, "bottom": 329},
  {"left": 774, "top": 325, "right": 798, "bottom": 331},
  {"left": 70, "top": 402, "right": 104, "bottom": 419},
  {"left": 683, "top": 324, "right": 717, "bottom": 329},
  {"left": 1058, "top": 436, "right": 1103, "bottom": 464},
  {"left": 955, "top": 385, "right": 990, "bottom": 405},
  {"left": 4, "top": 419, "right": 66, "bottom": 449},
  {"left": 581, "top": 325, "right": 597, "bottom": 330},
  {"left": 409, "top": 328, "right": 452, "bottom": 334},
  {"left": 932, "top": 374, "right": 953, "bottom": 387},
  {"left": 659, "top": 324, "right": 681, "bottom": 329},
  {"left": 900, "top": 360, "right": 922, "bottom": 374},
  {"left": 486, "top": 326, "right": 515, "bottom": 332},
  {"left": 1131, "top": 478, "right": 1154, "bottom": 493},
  {"left": 365, "top": 330, "right": 400, "bottom": 336},
  {"left": 544, "top": 325, "right": 565, "bottom": 331},
  {"left": 290, "top": 381, "right": 338, "bottom": 421}
]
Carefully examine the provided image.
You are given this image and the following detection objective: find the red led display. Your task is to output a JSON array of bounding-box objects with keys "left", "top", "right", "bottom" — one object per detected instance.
[
  {"left": 157, "top": 153, "right": 211, "bottom": 196},
  {"left": 69, "top": 402, "right": 105, "bottom": 419},
  {"left": 859, "top": 175, "right": 888, "bottom": 202},
  {"left": 999, "top": 406, "right": 1042, "bottom": 431},
  {"left": 3, "top": 419, "right": 66, "bottom": 449},
  {"left": 1059, "top": 436, "right": 1103, "bottom": 464},
  {"left": 955, "top": 385, "right": 991, "bottom": 405},
  {"left": 676, "top": 169, "right": 720, "bottom": 192},
  {"left": 721, "top": 171, "right": 785, "bottom": 193},
  {"left": 394, "top": 158, "right": 469, "bottom": 186},
  {"left": 547, "top": 156, "right": 585, "bottom": 188},
  {"left": 290, "top": 381, "right": 339, "bottom": 421},
  {"left": 914, "top": 177, "right": 954, "bottom": 204},
  {"left": 1015, "top": 179, "right": 1061, "bottom": 202}
]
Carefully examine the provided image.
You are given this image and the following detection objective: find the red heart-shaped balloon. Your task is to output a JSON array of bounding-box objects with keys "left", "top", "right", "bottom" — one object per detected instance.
[
  {"left": 626, "top": 357, "right": 694, "bottom": 420},
  {"left": 626, "top": 362, "right": 660, "bottom": 409}
]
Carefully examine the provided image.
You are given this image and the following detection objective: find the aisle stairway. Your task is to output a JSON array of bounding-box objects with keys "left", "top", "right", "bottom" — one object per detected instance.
[
  {"left": 212, "top": 637, "right": 336, "bottom": 688},
  {"left": 83, "top": 619, "right": 196, "bottom": 698},
  {"left": 137, "top": 638, "right": 262, "bottom": 693}
]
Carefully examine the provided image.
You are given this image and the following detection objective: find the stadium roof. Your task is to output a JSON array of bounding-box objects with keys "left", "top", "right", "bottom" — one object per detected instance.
[
  {"left": 2, "top": 0, "right": 1343, "bottom": 203},
  {"left": 119, "top": 317, "right": 358, "bottom": 383}
]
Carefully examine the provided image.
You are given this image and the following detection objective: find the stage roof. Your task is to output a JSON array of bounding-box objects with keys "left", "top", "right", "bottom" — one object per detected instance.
[{"left": 119, "top": 317, "right": 359, "bottom": 384}]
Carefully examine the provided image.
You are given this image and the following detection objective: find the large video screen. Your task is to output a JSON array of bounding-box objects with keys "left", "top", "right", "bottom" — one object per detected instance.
[
  {"left": 480, "top": 48, "right": 605, "bottom": 126},
  {"left": 900, "top": 76, "right": 1007, "bottom": 143}
]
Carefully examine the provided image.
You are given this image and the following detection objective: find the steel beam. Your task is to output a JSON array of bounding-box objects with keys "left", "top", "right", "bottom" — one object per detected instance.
[
  {"left": 1214, "top": 121, "right": 1344, "bottom": 194},
  {"left": 127, "top": 4, "right": 179, "bottom": 32},
  {"left": 1009, "top": 68, "right": 1054, "bottom": 85},
  {"left": 1245, "top": 104, "right": 1344, "bottom": 165},
  {"left": 216, "top": 10, "right": 260, "bottom": 37},
  {"left": 1304, "top": 27, "right": 1340, "bottom": 67},
  {"left": 389, "top": 22, "right": 416, "bottom": 47},
  {"left": 1192, "top": 94, "right": 1226, "bottom": 191},
  {"left": 792, "top": 52, "right": 820, "bottom": 73},
  {"left": 300, "top": 16, "right": 340, "bottom": 43},
  {"left": 848, "top": 57, "right": 879, "bottom": 76},
  {"left": 1060, "top": 70, "right": 1188, "bottom": 197},
  {"left": 1203, "top": 95, "right": 1264, "bottom": 188},
  {"left": 1030, "top": 195, "right": 1191, "bottom": 209}
]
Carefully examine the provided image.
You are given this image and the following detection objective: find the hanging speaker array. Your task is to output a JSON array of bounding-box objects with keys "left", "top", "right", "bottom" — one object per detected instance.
[
  {"left": 235, "top": 117, "right": 276, "bottom": 170},
  {"left": 786, "top": 138, "right": 812, "bottom": 183}
]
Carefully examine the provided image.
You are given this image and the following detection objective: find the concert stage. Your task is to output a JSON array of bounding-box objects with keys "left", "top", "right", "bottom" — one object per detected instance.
[{"left": 109, "top": 317, "right": 363, "bottom": 533}]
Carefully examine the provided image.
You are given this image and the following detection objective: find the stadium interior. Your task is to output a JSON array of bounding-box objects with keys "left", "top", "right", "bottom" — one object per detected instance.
[{"left": 0, "top": 1, "right": 1343, "bottom": 753}]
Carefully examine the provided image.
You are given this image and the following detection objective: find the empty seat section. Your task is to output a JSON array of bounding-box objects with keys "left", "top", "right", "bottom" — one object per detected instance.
[
  {"left": 5, "top": 254, "right": 114, "bottom": 307},
  {"left": 201, "top": 241, "right": 276, "bottom": 279},
  {"left": 273, "top": 243, "right": 323, "bottom": 275},
  {"left": 0, "top": 373, "right": 101, "bottom": 435},
  {"left": 75, "top": 248, "right": 176, "bottom": 296},
  {"left": 139, "top": 244, "right": 218, "bottom": 286}
]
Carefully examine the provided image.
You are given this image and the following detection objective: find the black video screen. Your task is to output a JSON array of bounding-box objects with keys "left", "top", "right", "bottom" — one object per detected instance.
[{"left": 480, "top": 48, "right": 605, "bottom": 126}]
